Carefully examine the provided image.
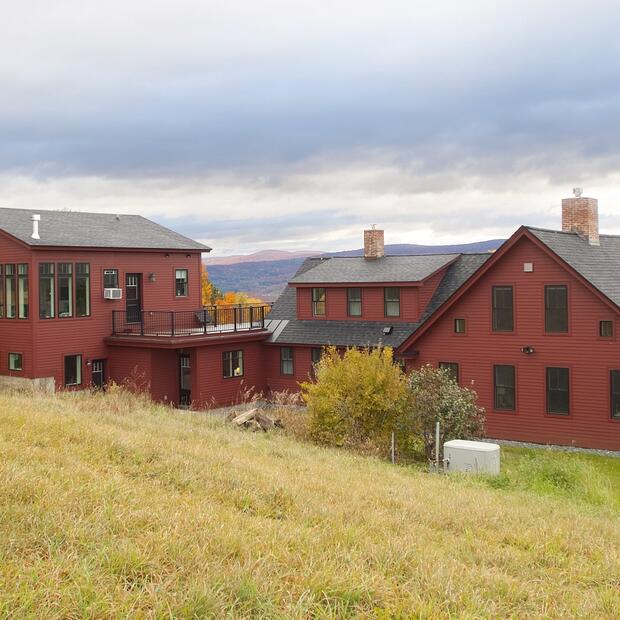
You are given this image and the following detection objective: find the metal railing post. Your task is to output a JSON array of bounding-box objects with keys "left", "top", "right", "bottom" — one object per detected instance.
[
  {"left": 171, "top": 311, "right": 175, "bottom": 337},
  {"left": 140, "top": 311, "right": 144, "bottom": 336},
  {"left": 249, "top": 305, "right": 254, "bottom": 328},
  {"left": 234, "top": 306, "right": 238, "bottom": 332}
]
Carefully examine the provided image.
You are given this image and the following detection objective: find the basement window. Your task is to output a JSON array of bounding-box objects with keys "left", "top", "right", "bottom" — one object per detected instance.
[
  {"left": 8, "top": 352, "right": 22, "bottom": 371},
  {"left": 64, "top": 354, "right": 82, "bottom": 387}
]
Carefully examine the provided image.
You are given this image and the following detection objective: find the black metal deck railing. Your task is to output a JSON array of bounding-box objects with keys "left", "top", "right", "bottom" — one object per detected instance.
[{"left": 111, "top": 304, "right": 271, "bottom": 337}]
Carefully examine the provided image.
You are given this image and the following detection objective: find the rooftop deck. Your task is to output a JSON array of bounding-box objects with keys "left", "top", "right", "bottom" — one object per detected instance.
[{"left": 111, "top": 305, "right": 271, "bottom": 338}]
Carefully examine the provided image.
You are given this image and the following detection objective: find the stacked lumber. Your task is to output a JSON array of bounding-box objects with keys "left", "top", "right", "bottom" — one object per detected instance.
[{"left": 230, "top": 408, "right": 283, "bottom": 432}]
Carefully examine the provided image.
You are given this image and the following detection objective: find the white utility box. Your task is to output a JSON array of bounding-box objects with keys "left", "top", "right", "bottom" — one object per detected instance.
[{"left": 443, "top": 440, "right": 500, "bottom": 475}]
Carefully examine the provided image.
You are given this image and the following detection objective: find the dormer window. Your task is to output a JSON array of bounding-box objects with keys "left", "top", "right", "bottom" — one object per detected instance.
[
  {"left": 347, "top": 287, "right": 362, "bottom": 316},
  {"left": 312, "top": 288, "right": 326, "bottom": 316},
  {"left": 384, "top": 287, "right": 400, "bottom": 317}
]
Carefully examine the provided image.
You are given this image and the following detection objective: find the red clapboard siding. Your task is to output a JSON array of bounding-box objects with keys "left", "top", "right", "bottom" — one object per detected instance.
[{"left": 409, "top": 235, "right": 620, "bottom": 450}]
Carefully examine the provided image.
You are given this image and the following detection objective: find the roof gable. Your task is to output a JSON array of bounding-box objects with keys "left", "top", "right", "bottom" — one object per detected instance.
[{"left": 0, "top": 208, "right": 210, "bottom": 251}]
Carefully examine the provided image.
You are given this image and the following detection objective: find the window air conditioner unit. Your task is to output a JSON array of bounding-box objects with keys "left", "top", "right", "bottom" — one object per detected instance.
[{"left": 104, "top": 288, "right": 123, "bottom": 300}]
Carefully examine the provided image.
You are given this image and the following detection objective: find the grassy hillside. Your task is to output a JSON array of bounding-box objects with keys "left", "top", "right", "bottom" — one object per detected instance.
[{"left": 1, "top": 389, "right": 619, "bottom": 618}]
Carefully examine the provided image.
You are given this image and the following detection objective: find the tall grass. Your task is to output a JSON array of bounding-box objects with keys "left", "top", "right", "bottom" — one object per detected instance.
[{"left": 0, "top": 388, "right": 618, "bottom": 618}]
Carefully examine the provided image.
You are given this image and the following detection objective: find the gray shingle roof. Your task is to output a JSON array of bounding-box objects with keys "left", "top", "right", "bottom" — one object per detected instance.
[
  {"left": 268, "top": 253, "right": 490, "bottom": 348},
  {"left": 527, "top": 227, "right": 620, "bottom": 308},
  {"left": 0, "top": 207, "right": 210, "bottom": 251},
  {"left": 289, "top": 254, "right": 457, "bottom": 284}
]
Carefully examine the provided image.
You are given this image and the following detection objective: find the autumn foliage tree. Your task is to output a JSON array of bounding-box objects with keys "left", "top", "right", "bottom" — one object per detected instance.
[{"left": 301, "top": 346, "right": 411, "bottom": 451}]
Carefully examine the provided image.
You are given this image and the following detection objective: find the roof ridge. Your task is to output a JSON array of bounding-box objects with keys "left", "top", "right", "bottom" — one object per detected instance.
[{"left": 0, "top": 206, "right": 144, "bottom": 217}]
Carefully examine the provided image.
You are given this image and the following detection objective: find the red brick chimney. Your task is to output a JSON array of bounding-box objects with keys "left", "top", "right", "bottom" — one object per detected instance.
[
  {"left": 364, "top": 226, "right": 384, "bottom": 260},
  {"left": 562, "top": 188, "right": 599, "bottom": 246}
]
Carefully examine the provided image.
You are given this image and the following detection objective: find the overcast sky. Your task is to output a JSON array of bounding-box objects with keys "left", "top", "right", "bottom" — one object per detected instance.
[{"left": 2, "top": 1, "right": 620, "bottom": 255}]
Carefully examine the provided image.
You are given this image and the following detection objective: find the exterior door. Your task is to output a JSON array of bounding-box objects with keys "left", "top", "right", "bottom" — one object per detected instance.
[
  {"left": 125, "top": 273, "right": 142, "bottom": 323},
  {"left": 179, "top": 353, "right": 191, "bottom": 407},
  {"left": 91, "top": 359, "right": 106, "bottom": 389}
]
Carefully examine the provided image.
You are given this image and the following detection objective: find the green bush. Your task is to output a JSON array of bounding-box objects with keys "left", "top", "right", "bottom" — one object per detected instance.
[
  {"left": 403, "top": 364, "right": 486, "bottom": 460},
  {"left": 301, "top": 347, "right": 410, "bottom": 452}
]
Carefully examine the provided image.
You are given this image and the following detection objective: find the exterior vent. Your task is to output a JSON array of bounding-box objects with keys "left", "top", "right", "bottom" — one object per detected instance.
[
  {"left": 523, "top": 262, "right": 534, "bottom": 272},
  {"left": 104, "top": 288, "right": 123, "bottom": 300}
]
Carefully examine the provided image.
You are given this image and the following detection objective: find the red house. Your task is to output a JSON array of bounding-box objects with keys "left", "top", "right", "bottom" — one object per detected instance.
[
  {"left": 266, "top": 191, "right": 620, "bottom": 451},
  {"left": 0, "top": 208, "right": 271, "bottom": 407},
  {"left": 1, "top": 192, "right": 619, "bottom": 451}
]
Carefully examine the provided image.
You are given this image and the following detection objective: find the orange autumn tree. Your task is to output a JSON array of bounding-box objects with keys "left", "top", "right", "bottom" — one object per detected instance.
[
  {"left": 200, "top": 265, "right": 222, "bottom": 306},
  {"left": 215, "top": 291, "right": 264, "bottom": 306}
]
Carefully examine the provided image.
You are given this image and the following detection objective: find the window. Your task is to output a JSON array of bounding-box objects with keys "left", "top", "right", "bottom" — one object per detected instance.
[
  {"left": 600, "top": 320, "right": 613, "bottom": 338},
  {"left": 439, "top": 362, "right": 459, "bottom": 383},
  {"left": 312, "top": 288, "right": 326, "bottom": 316},
  {"left": 5, "top": 265, "right": 16, "bottom": 318},
  {"left": 17, "top": 264, "right": 28, "bottom": 319},
  {"left": 347, "top": 287, "right": 362, "bottom": 316},
  {"left": 76, "top": 263, "right": 90, "bottom": 317},
  {"left": 454, "top": 318, "right": 466, "bottom": 334},
  {"left": 311, "top": 348, "right": 322, "bottom": 364},
  {"left": 384, "top": 287, "right": 400, "bottom": 317},
  {"left": 64, "top": 354, "right": 82, "bottom": 387},
  {"left": 39, "top": 263, "right": 55, "bottom": 319},
  {"left": 103, "top": 269, "right": 119, "bottom": 289},
  {"left": 492, "top": 286, "right": 513, "bottom": 332},
  {"left": 0, "top": 266, "right": 4, "bottom": 317},
  {"left": 175, "top": 269, "right": 188, "bottom": 297},
  {"left": 223, "top": 350, "right": 244, "bottom": 378},
  {"left": 280, "top": 347, "right": 294, "bottom": 375},
  {"left": 546, "top": 367, "right": 569, "bottom": 415},
  {"left": 57, "top": 263, "right": 73, "bottom": 317},
  {"left": 545, "top": 285, "right": 568, "bottom": 333},
  {"left": 611, "top": 371, "right": 620, "bottom": 420},
  {"left": 494, "top": 365, "right": 515, "bottom": 410},
  {"left": 8, "top": 352, "right": 22, "bottom": 371}
]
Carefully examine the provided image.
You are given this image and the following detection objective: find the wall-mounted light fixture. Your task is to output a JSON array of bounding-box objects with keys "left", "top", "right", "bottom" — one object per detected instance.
[
  {"left": 149, "top": 272, "right": 156, "bottom": 283},
  {"left": 86, "top": 359, "right": 92, "bottom": 367},
  {"left": 521, "top": 345, "right": 535, "bottom": 355}
]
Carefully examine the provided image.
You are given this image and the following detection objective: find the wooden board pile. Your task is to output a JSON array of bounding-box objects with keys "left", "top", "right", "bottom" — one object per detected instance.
[{"left": 230, "top": 408, "right": 283, "bottom": 432}]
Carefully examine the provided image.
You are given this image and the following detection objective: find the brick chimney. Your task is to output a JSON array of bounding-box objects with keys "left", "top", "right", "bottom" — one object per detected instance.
[
  {"left": 562, "top": 188, "right": 599, "bottom": 246},
  {"left": 364, "top": 226, "right": 384, "bottom": 260}
]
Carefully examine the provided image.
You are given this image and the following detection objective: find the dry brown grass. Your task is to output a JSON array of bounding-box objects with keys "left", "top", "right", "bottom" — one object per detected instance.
[{"left": 0, "top": 387, "right": 618, "bottom": 618}]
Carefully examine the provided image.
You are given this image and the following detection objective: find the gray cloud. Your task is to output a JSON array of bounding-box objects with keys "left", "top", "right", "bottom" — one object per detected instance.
[{"left": 2, "top": 1, "right": 620, "bottom": 252}]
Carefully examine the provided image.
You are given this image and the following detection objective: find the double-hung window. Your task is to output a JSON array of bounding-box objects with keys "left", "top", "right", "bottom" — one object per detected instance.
[
  {"left": 175, "top": 269, "right": 189, "bottom": 297},
  {"left": 439, "top": 361, "right": 459, "bottom": 383},
  {"left": 64, "top": 354, "right": 82, "bottom": 387},
  {"left": 347, "top": 288, "right": 362, "bottom": 317},
  {"left": 75, "top": 263, "right": 90, "bottom": 317},
  {"left": 223, "top": 350, "right": 244, "bottom": 378},
  {"left": 546, "top": 367, "right": 569, "bottom": 415},
  {"left": 5, "top": 265, "right": 16, "bottom": 318},
  {"left": 494, "top": 365, "right": 516, "bottom": 410},
  {"left": 312, "top": 288, "right": 326, "bottom": 316},
  {"left": 492, "top": 286, "right": 513, "bottom": 332},
  {"left": 17, "top": 264, "right": 28, "bottom": 318},
  {"left": 39, "top": 263, "right": 55, "bottom": 319},
  {"left": 611, "top": 371, "right": 620, "bottom": 420},
  {"left": 58, "top": 263, "right": 73, "bottom": 318},
  {"left": 384, "top": 287, "right": 400, "bottom": 317},
  {"left": 545, "top": 285, "right": 568, "bottom": 333},
  {"left": 103, "top": 269, "right": 119, "bottom": 289},
  {"left": 280, "top": 347, "right": 294, "bottom": 375}
]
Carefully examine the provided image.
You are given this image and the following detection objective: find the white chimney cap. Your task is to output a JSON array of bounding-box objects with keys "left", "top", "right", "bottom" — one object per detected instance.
[{"left": 31, "top": 213, "right": 41, "bottom": 221}]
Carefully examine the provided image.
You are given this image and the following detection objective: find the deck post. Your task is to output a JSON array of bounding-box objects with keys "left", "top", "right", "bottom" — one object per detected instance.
[{"left": 249, "top": 305, "right": 254, "bottom": 328}]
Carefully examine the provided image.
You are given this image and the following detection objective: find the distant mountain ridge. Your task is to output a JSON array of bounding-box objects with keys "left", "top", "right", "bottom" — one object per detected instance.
[
  {"left": 205, "top": 249, "right": 321, "bottom": 266},
  {"left": 206, "top": 239, "right": 506, "bottom": 301}
]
